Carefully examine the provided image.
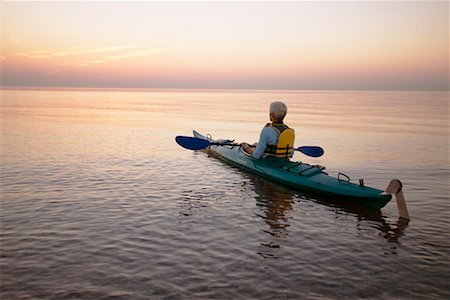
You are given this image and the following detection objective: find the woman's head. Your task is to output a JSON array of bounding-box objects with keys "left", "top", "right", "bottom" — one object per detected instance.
[{"left": 270, "top": 101, "right": 287, "bottom": 122}]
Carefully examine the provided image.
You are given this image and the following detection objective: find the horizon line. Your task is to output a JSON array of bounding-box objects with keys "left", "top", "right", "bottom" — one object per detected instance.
[{"left": 1, "top": 85, "right": 448, "bottom": 93}]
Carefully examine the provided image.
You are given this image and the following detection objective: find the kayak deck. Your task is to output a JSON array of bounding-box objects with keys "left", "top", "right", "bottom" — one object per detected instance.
[{"left": 193, "top": 130, "right": 391, "bottom": 209}]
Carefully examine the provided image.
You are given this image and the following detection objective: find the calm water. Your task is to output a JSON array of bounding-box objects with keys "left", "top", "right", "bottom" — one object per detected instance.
[{"left": 1, "top": 88, "right": 449, "bottom": 299}]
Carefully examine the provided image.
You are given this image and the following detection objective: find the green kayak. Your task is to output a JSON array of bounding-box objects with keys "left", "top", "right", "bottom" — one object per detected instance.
[{"left": 193, "top": 130, "right": 392, "bottom": 209}]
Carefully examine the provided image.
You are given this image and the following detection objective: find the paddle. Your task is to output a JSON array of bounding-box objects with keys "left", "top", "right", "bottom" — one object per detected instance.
[{"left": 175, "top": 136, "right": 324, "bottom": 157}]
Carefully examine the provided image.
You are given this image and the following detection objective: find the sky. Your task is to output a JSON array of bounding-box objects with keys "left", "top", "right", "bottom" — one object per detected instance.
[{"left": 1, "top": 1, "right": 449, "bottom": 91}]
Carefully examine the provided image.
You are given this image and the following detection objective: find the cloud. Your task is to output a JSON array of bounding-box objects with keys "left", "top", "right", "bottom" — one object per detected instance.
[
  {"left": 53, "top": 45, "right": 140, "bottom": 57},
  {"left": 9, "top": 44, "right": 169, "bottom": 67},
  {"left": 10, "top": 37, "right": 22, "bottom": 44},
  {"left": 57, "top": 59, "right": 107, "bottom": 67},
  {"left": 12, "top": 49, "right": 54, "bottom": 58}
]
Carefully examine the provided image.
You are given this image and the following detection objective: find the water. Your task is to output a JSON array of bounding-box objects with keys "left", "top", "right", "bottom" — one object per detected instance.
[{"left": 1, "top": 88, "right": 448, "bottom": 299}]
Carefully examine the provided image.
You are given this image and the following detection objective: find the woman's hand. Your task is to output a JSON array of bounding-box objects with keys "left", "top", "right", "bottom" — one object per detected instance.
[
  {"left": 240, "top": 142, "right": 248, "bottom": 152},
  {"left": 240, "top": 142, "right": 254, "bottom": 154}
]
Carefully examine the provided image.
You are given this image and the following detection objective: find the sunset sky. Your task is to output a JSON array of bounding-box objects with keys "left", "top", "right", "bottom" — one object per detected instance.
[{"left": 1, "top": 1, "right": 448, "bottom": 91}]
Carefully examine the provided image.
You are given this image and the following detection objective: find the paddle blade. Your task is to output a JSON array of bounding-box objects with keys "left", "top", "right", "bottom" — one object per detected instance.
[
  {"left": 297, "top": 146, "right": 324, "bottom": 157},
  {"left": 175, "top": 136, "right": 211, "bottom": 150}
]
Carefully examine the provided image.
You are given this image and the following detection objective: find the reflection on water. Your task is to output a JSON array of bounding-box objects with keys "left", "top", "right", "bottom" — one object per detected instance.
[
  {"left": 311, "top": 194, "right": 410, "bottom": 244},
  {"left": 229, "top": 165, "right": 411, "bottom": 260},
  {"left": 254, "top": 178, "right": 294, "bottom": 237},
  {"left": 252, "top": 176, "right": 295, "bottom": 258}
]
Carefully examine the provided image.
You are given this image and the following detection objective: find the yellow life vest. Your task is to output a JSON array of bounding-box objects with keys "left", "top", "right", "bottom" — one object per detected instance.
[{"left": 266, "top": 123, "right": 295, "bottom": 158}]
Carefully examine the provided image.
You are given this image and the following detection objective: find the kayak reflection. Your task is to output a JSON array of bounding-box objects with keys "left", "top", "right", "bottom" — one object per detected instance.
[
  {"left": 252, "top": 176, "right": 295, "bottom": 239},
  {"left": 247, "top": 171, "right": 408, "bottom": 248},
  {"left": 310, "top": 195, "right": 409, "bottom": 245},
  {"left": 250, "top": 175, "right": 295, "bottom": 259}
]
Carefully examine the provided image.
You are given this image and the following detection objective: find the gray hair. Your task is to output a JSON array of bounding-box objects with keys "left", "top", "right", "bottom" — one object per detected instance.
[{"left": 270, "top": 101, "right": 287, "bottom": 121}]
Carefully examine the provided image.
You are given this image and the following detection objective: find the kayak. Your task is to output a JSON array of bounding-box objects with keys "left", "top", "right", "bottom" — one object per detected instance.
[{"left": 192, "top": 130, "right": 392, "bottom": 209}]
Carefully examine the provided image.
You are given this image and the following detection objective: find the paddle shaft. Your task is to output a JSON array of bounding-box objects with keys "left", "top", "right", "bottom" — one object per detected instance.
[{"left": 213, "top": 143, "right": 305, "bottom": 155}]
